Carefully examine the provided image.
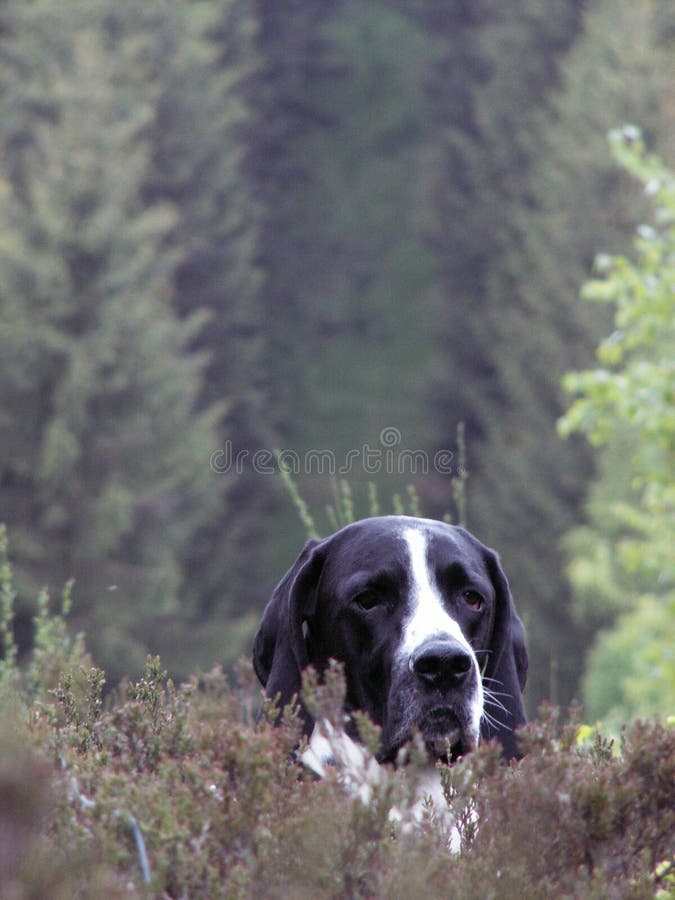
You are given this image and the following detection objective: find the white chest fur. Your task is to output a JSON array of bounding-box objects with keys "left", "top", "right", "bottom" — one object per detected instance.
[{"left": 302, "top": 719, "right": 463, "bottom": 851}]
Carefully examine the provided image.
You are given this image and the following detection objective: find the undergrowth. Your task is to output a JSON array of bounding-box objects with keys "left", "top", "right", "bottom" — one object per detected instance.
[{"left": 1, "top": 526, "right": 673, "bottom": 898}]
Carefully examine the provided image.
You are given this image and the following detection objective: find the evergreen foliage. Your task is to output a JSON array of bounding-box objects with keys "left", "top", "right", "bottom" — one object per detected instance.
[
  {"left": 287, "top": 1, "right": 445, "bottom": 452},
  {"left": 98, "top": 0, "right": 271, "bottom": 668},
  {"left": 0, "top": 2, "right": 221, "bottom": 679},
  {"left": 243, "top": 0, "right": 340, "bottom": 423},
  {"left": 406, "top": 0, "right": 587, "bottom": 708},
  {"left": 426, "top": 0, "right": 674, "bottom": 707}
]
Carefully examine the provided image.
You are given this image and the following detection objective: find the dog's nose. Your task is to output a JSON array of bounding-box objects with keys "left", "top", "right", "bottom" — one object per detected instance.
[{"left": 410, "top": 640, "right": 473, "bottom": 690}]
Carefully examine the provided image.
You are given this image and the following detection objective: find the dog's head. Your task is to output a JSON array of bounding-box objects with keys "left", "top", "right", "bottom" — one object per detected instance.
[{"left": 253, "top": 516, "right": 527, "bottom": 761}]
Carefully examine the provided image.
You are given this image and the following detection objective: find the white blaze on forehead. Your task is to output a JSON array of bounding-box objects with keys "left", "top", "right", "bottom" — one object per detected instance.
[{"left": 400, "top": 527, "right": 471, "bottom": 656}]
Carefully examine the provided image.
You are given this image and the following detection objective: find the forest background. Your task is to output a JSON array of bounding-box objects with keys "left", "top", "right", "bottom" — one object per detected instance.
[{"left": 0, "top": 0, "right": 673, "bottom": 728}]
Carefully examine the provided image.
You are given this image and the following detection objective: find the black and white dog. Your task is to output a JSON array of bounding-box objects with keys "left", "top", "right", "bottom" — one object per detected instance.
[{"left": 253, "top": 516, "right": 528, "bottom": 771}]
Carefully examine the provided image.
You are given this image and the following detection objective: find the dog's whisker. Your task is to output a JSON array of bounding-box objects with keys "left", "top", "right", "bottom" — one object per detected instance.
[
  {"left": 480, "top": 710, "right": 502, "bottom": 733},
  {"left": 483, "top": 691, "right": 512, "bottom": 717},
  {"left": 484, "top": 701, "right": 512, "bottom": 720},
  {"left": 482, "top": 688, "right": 512, "bottom": 700},
  {"left": 483, "top": 688, "right": 509, "bottom": 704}
]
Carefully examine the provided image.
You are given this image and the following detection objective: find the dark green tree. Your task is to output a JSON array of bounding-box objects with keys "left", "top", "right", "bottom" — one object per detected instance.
[
  {"left": 421, "top": 0, "right": 672, "bottom": 707},
  {"left": 0, "top": 2, "right": 220, "bottom": 679},
  {"left": 400, "top": 0, "right": 584, "bottom": 707},
  {"left": 242, "top": 0, "right": 449, "bottom": 542},
  {"left": 281, "top": 2, "right": 446, "bottom": 453},
  {"left": 97, "top": 1, "right": 272, "bottom": 667},
  {"left": 243, "top": 0, "right": 342, "bottom": 424}
]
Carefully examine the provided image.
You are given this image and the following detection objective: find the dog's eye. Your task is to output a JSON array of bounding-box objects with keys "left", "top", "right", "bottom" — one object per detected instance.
[
  {"left": 353, "top": 591, "right": 381, "bottom": 611},
  {"left": 463, "top": 590, "right": 484, "bottom": 611}
]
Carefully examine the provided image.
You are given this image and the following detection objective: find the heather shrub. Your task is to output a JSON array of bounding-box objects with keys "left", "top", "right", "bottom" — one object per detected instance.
[
  {"left": 0, "top": 536, "right": 673, "bottom": 897},
  {"left": 439, "top": 707, "right": 674, "bottom": 898},
  {"left": 14, "top": 660, "right": 674, "bottom": 898}
]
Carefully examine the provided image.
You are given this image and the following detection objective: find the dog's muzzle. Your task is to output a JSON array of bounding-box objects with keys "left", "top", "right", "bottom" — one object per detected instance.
[{"left": 401, "top": 638, "right": 480, "bottom": 759}]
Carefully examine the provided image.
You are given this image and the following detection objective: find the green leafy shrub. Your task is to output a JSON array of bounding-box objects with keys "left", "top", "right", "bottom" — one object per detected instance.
[{"left": 559, "top": 129, "right": 675, "bottom": 729}]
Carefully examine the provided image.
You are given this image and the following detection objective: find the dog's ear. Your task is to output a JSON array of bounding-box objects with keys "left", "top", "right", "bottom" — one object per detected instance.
[
  {"left": 482, "top": 547, "right": 528, "bottom": 759},
  {"left": 252, "top": 537, "right": 328, "bottom": 727}
]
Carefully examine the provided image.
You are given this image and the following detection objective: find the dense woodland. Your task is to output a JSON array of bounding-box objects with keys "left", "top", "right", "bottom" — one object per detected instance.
[{"left": 0, "top": 0, "right": 673, "bottom": 727}]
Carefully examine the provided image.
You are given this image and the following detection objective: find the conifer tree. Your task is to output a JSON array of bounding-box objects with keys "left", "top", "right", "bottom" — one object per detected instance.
[
  {"left": 243, "top": 0, "right": 342, "bottom": 422},
  {"left": 424, "top": 0, "right": 672, "bottom": 705},
  {"left": 409, "top": 0, "right": 585, "bottom": 705},
  {"left": 0, "top": 2, "right": 220, "bottom": 678},
  {"left": 98, "top": 1, "right": 272, "bottom": 658},
  {"left": 242, "top": 0, "right": 449, "bottom": 524}
]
